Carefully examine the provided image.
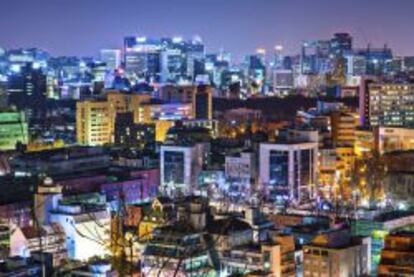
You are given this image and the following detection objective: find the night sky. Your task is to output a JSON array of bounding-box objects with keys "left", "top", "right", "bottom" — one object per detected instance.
[{"left": 1, "top": 0, "right": 414, "bottom": 59}]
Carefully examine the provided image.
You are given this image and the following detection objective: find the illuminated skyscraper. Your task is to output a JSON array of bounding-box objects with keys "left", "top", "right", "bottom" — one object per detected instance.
[
  {"left": 330, "top": 32, "right": 353, "bottom": 57},
  {"left": 100, "top": 49, "right": 121, "bottom": 71},
  {"left": 124, "top": 37, "right": 162, "bottom": 82},
  {"left": 123, "top": 36, "right": 205, "bottom": 83},
  {"left": 7, "top": 63, "right": 47, "bottom": 119}
]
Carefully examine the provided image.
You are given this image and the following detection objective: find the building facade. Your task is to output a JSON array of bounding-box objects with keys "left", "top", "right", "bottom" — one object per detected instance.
[{"left": 259, "top": 142, "right": 318, "bottom": 204}]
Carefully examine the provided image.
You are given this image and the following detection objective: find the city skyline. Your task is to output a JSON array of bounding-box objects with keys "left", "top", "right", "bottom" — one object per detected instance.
[{"left": 1, "top": 0, "right": 414, "bottom": 58}]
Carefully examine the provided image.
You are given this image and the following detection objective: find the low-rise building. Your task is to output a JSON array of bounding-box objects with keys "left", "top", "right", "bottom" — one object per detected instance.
[
  {"left": 49, "top": 201, "right": 111, "bottom": 260},
  {"left": 378, "top": 231, "right": 414, "bottom": 276},
  {"left": 10, "top": 223, "right": 67, "bottom": 267},
  {"left": 303, "top": 229, "right": 371, "bottom": 277}
]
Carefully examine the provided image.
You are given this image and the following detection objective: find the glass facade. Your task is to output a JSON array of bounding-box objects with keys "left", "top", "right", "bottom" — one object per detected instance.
[
  {"left": 269, "top": 150, "right": 289, "bottom": 198},
  {"left": 163, "top": 151, "right": 185, "bottom": 185}
]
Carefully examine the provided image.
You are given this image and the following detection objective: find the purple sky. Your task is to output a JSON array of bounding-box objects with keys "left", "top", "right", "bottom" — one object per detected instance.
[{"left": 1, "top": 0, "right": 414, "bottom": 58}]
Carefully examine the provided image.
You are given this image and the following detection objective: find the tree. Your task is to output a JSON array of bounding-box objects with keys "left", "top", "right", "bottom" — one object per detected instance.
[{"left": 351, "top": 151, "right": 387, "bottom": 207}]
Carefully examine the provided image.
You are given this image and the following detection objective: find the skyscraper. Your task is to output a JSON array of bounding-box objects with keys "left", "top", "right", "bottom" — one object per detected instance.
[
  {"left": 7, "top": 63, "right": 47, "bottom": 119},
  {"left": 100, "top": 49, "right": 121, "bottom": 71},
  {"left": 330, "top": 33, "right": 353, "bottom": 57}
]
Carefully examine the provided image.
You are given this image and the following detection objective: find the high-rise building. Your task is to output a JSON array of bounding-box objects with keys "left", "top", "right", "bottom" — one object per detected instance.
[
  {"left": 354, "top": 45, "right": 393, "bottom": 75},
  {"left": 359, "top": 77, "right": 376, "bottom": 127},
  {"left": 259, "top": 142, "right": 318, "bottom": 204},
  {"left": 330, "top": 33, "right": 353, "bottom": 57},
  {"left": 124, "top": 36, "right": 205, "bottom": 83},
  {"left": 100, "top": 49, "right": 121, "bottom": 71},
  {"left": 300, "top": 40, "right": 331, "bottom": 75},
  {"left": 0, "top": 111, "right": 29, "bottom": 150},
  {"left": 344, "top": 53, "right": 366, "bottom": 76},
  {"left": 76, "top": 92, "right": 151, "bottom": 146},
  {"left": 76, "top": 100, "right": 114, "bottom": 146},
  {"left": 367, "top": 83, "right": 414, "bottom": 127},
  {"left": 272, "top": 69, "right": 294, "bottom": 93},
  {"left": 124, "top": 37, "right": 162, "bottom": 82},
  {"left": 7, "top": 63, "right": 47, "bottom": 119},
  {"left": 245, "top": 53, "right": 266, "bottom": 94}
]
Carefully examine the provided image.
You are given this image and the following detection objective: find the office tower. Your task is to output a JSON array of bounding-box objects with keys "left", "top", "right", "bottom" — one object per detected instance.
[
  {"left": 303, "top": 229, "right": 371, "bottom": 277},
  {"left": 160, "top": 37, "right": 204, "bottom": 83},
  {"left": 245, "top": 53, "right": 266, "bottom": 94},
  {"left": 7, "top": 63, "right": 47, "bottom": 119},
  {"left": 330, "top": 32, "right": 353, "bottom": 57},
  {"left": 205, "top": 53, "right": 231, "bottom": 87},
  {"left": 272, "top": 69, "right": 294, "bottom": 93},
  {"left": 344, "top": 53, "right": 367, "bottom": 76},
  {"left": 221, "top": 68, "right": 244, "bottom": 94},
  {"left": 114, "top": 112, "right": 155, "bottom": 148},
  {"left": 7, "top": 48, "right": 49, "bottom": 71},
  {"left": 76, "top": 100, "right": 114, "bottom": 146},
  {"left": 273, "top": 45, "right": 284, "bottom": 69},
  {"left": 185, "top": 36, "right": 205, "bottom": 81},
  {"left": 300, "top": 40, "right": 331, "bottom": 75},
  {"left": 124, "top": 37, "right": 162, "bottom": 82},
  {"left": 259, "top": 142, "right": 318, "bottom": 204},
  {"left": 160, "top": 47, "right": 187, "bottom": 83},
  {"left": 100, "top": 49, "right": 121, "bottom": 71},
  {"left": 160, "top": 142, "right": 208, "bottom": 196},
  {"left": 0, "top": 111, "right": 29, "bottom": 150},
  {"left": 124, "top": 36, "right": 205, "bottom": 83},
  {"left": 354, "top": 45, "right": 393, "bottom": 75},
  {"left": 378, "top": 232, "right": 414, "bottom": 276},
  {"left": 367, "top": 84, "right": 414, "bottom": 127},
  {"left": 403, "top": 56, "right": 414, "bottom": 72}
]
